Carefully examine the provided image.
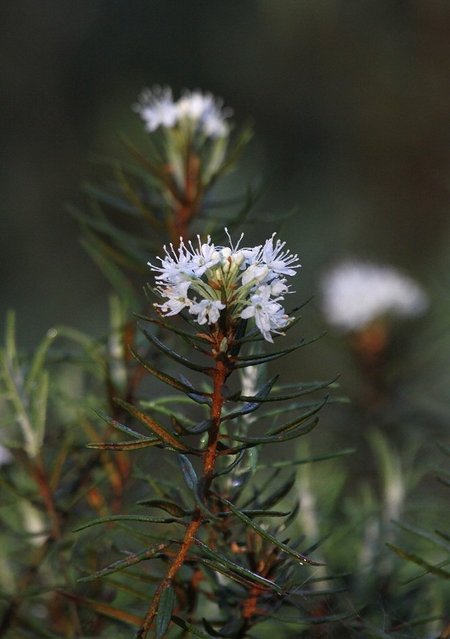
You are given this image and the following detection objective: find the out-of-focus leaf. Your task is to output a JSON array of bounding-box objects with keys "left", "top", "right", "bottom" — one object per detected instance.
[
  {"left": 26, "top": 328, "right": 58, "bottom": 392},
  {"left": 80, "top": 234, "right": 136, "bottom": 305},
  {"left": 254, "top": 447, "right": 356, "bottom": 470},
  {"left": 386, "top": 543, "right": 450, "bottom": 578},
  {"left": 57, "top": 590, "right": 142, "bottom": 627},
  {"left": 82, "top": 181, "right": 139, "bottom": 215},
  {"left": 172, "top": 616, "right": 213, "bottom": 638},
  {"left": 393, "top": 521, "right": 450, "bottom": 553}
]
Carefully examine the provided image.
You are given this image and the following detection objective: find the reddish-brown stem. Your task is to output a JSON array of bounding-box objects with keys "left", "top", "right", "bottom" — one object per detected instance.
[
  {"left": 32, "top": 458, "right": 62, "bottom": 540},
  {"left": 167, "top": 152, "right": 202, "bottom": 244},
  {"left": 29, "top": 457, "right": 83, "bottom": 635},
  {"left": 137, "top": 332, "right": 229, "bottom": 638}
]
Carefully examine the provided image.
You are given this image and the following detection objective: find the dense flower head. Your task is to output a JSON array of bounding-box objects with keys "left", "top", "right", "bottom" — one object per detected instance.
[
  {"left": 149, "top": 231, "right": 300, "bottom": 342},
  {"left": 320, "top": 260, "right": 428, "bottom": 332},
  {"left": 134, "top": 86, "right": 232, "bottom": 138}
]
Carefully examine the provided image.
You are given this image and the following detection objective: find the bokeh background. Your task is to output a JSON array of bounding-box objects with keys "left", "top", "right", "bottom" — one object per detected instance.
[
  {"left": 2, "top": 0, "right": 450, "bottom": 454},
  {"left": 2, "top": 1, "right": 450, "bottom": 342}
]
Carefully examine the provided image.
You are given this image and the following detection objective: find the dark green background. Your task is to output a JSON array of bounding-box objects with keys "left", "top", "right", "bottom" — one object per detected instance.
[{"left": 2, "top": 1, "right": 449, "bottom": 347}]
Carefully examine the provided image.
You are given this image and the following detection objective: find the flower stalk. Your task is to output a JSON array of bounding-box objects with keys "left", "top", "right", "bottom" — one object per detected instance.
[{"left": 137, "top": 327, "right": 231, "bottom": 638}]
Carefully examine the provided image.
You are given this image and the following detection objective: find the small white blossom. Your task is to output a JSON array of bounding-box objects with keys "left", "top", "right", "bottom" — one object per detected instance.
[
  {"left": 321, "top": 260, "right": 428, "bottom": 331},
  {"left": 257, "top": 234, "right": 301, "bottom": 279},
  {"left": 135, "top": 86, "right": 232, "bottom": 138},
  {"left": 149, "top": 230, "right": 300, "bottom": 341},
  {"left": 189, "top": 237, "right": 222, "bottom": 275},
  {"left": 133, "top": 86, "right": 178, "bottom": 132},
  {"left": 241, "top": 263, "right": 270, "bottom": 286},
  {"left": 241, "top": 286, "right": 290, "bottom": 343},
  {"left": 156, "top": 281, "right": 192, "bottom": 316},
  {"left": 177, "top": 90, "right": 231, "bottom": 138},
  {"left": 189, "top": 299, "right": 225, "bottom": 325}
]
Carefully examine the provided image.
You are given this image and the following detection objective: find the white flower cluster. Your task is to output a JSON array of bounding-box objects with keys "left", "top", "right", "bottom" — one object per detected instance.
[
  {"left": 134, "top": 86, "right": 232, "bottom": 138},
  {"left": 321, "top": 260, "right": 428, "bottom": 332},
  {"left": 149, "top": 231, "right": 300, "bottom": 342}
]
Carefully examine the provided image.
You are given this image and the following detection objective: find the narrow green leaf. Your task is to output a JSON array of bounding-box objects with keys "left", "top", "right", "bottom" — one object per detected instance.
[
  {"left": 142, "top": 329, "right": 210, "bottom": 373},
  {"left": 4, "top": 310, "right": 17, "bottom": 364},
  {"left": 222, "top": 376, "right": 278, "bottom": 422},
  {"left": 115, "top": 398, "right": 193, "bottom": 453},
  {"left": 214, "top": 450, "right": 246, "bottom": 477},
  {"left": 171, "top": 616, "right": 213, "bottom": 639},
  {"left": 252, "top": 474, "right": 296, "bottom": 511},
  {"left": 177, "top": 454, "right": 198, "bottom": 491},
  {"left": 254, "top": 448, "right": 355, "bottom": 470},
  {"left": 32, "top": 370, "right": 48, "bottom": 449},
  {"left": 179, "top": 374, "right": 212, "bottom": 405},
  {"left": 136, "top": 499, "right": 190, "bottom": 518},
  {"left": 80, "top": 236, "right": 136, "bottom": 304},
  {"left": 202, "top": 617, "right": 246, "bottom": 638},
  {"left": 218, "top": 509, "right": 290, "bottom": 519},
  {"left": 78, "top": 543, "right": 171, "bottom": 582},
  {"left": 386, "top": 543, "right": 450, "bottom": 578},
  {"left": 232, "top": 377, "right": 339, "bottom": 403},
  {"left": 267, "top": 397, "right": 328, "bottom": 435},
  {"left": 234, "top": 334, "right": 324, "bottom": 368},
  {"left": 57, "top": 589, "right": 142, "bottom": 627},
  {"left": 26, "top": 329, "right": 58, "bottom": 392},
  {"left": 393, "top": 521, "right": 450, "bottom": 553},
  {"left": 232, "top": 417, "right": 319, "bottom": 445},
  {"left": 130, "top": 347, "right": 211, "bottom": 398},
  {"left": 135, "top": 312, "right": 210, "bottom": 345},
  {"left": 74, "top": 514, "right": 186, "bottom": 533},
  {"left": 156, "top": 585, "right": 176, "bottom": 639},
  {"left": 185, "top": 419, "right": 213, "bottom": 434},
  {"left": 87, "top": 438, "right": 159, "bottom": 451},
  {"left": 218, "top": 497, "right": 322, "bottom": 566},
  {"left": 95, "top": 410, "right": 149, "bottom": 440},
  {"left": 82, "top": 182, "right": 138, "bottom": 215},
  {"left": 194, "top": 539, "right": 283, "bottom": 594}
]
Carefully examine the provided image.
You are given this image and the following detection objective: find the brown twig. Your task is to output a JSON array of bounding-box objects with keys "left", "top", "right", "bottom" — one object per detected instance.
[{"left": 136, "top": 330, "right": 229, "bottom": 638}]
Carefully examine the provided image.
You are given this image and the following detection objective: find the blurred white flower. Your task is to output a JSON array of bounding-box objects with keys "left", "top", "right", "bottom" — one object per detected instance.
[
  {"left": 320, "top": 260, "right": 428, "bottom": 331},
  {"left": 177, "top": 90, "right": 232, "bottom": 138},
  {"left": 149, "top": 230, "right": 300, "bottom": 341},
  {"left": 134, "top": 86, "right": 232, "bottom": 138},
  {"left": 0, "top": 444, "right": 12, "bottom": 466},
  {"left": 133, "top": 86, "right": 178, "bottom": 132}
]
